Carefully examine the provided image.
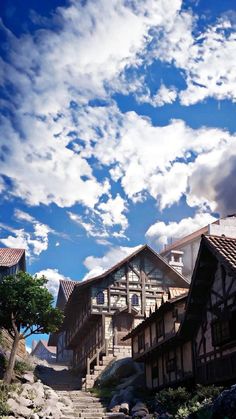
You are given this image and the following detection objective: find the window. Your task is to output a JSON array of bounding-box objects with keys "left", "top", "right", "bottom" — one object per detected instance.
[
  {"left": 138, "top": 333, "right": 145, "bottom": 351},
  {"left": 166, "top": 358, "right": 176, "bottom": 373},
  {"left": 152, "top": 360, "right": 159, "bottom": 387},
  {"left": 211, "top": 318, "right": 230, "bottom": 346},
  {"left": 131, "top": 294, "right": 139, "bottom": 306},
  {"left": 156, "top": 319, "right": 164, "bottom": 338},
  {"left": 96, "top": 291, "right": 104, "bottom": 305}
]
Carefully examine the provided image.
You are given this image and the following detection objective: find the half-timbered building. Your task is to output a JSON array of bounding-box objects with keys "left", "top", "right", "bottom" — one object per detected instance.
[
  {"left": 124, "top": 290, "right": 192, "bottom": 389},
  {"left": 48, "top": 279, "right": 77, "bottom": 364},
  {"left": 182, "top": 234, "right": 236, "bottom": 385},
  {"left": 0, "top": 248, "right": 26, "bottom": 360},
  {"left": 62, "top": 245, "right": 189, "bottom": 376},
  {"left": 127, "top": 235, "right": 236, "bottom": 389},
  {"left": 31, "top": 340, "right": 57, "bottom": 363},
  {"left": 0, "top": 248, "right": 25, "bottom": 279}
]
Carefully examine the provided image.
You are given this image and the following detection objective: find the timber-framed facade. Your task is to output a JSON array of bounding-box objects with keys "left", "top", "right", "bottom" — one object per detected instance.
[
  {"left": 127, "top": 235, "right": 236, "bottom": 389},
  {"left": 62, "top": 245, "right": 189, "bottom": 374}
]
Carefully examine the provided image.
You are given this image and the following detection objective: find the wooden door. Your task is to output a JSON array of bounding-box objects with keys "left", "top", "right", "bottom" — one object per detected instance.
[{"left": 113, "top": 312, "right": 133, "bottom": 346}]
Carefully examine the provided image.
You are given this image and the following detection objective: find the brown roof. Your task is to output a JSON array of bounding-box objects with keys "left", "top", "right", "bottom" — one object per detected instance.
[
  {"left": 204, "top": 235, "right": 236, "bottom": 272},
  {"left": 60, "top": 279, "right": 78, "bottom": 300},
  {"left": 0, "top": 248, "right": 25, "bottom": 267}
]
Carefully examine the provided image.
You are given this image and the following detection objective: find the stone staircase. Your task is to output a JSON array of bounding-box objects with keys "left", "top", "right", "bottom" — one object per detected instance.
[
  {"left": 82, "top": 354, "right": 116, "bottom": 390},
  {"left": 59, "top": 390, "right": 109, "bottom": 419}
]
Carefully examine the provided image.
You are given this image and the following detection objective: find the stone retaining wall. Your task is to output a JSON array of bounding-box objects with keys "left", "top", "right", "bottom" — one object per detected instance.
[{"left": 1, "top": 329, "right": 27, "bottom": 360}]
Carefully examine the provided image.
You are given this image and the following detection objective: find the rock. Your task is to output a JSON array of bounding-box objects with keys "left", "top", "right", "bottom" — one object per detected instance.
[
  {"left": 7, "top": 397, "right": 32, "bottom": 417},
  {"left": 109, "top": 393, "right": 122, "bottom": 411},
  {"left": 120, "top": 402, "right": 129, "bottom": 414},
  {"left": 59, "top": 395, "right": 73, "bottom": 407},
  {"left": 22, "top": 371, "right": 35, "bottom": 383},
  {"left": 30, "top": 414, "right": 40, "bottom": 419},
  {"left": 158, "top": 413, "right": 173, "bottom": 419},
  {"left": 212, "top": 384, "right": 236, "bottom": 419},
  {"left": 106, "top": 414, "right": 127, "bottom": 419},
  {"left": 131, "top": 401, "right": 149, "bottom": 414},
  {"left": 98, "top": 357, "right": 140, "bottom": 386}
]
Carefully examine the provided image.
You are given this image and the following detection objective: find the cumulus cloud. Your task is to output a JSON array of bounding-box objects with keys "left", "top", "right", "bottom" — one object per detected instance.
[
  {"left": 153, "top": 12, "right": 236, "bottom": 104},
  {"left": 78, "top": 105, "right": 236, "bottom": 211},
  {"left": 0, "top": 0, "right": 235, "bottom": 226},
  {"left": 0, "top": 210, "right": 55, "bottom": 258},
  {"left": 35, "top": 268, "right": 73, "bottom": 300},
  {"left": 83, "top": 244, "right": 143, "bottom": 280},
  {"left": 68, "top": 194, "right": 129, "bottom": 238},
  {"left": 187, "top": 144, "right": 236, "bottom": 215},
  {"left": 146, "top": 212, "right": 217, "bottom": 248},
  {"left": 137, "top": 84, "right": 177, "bottom": 107}
]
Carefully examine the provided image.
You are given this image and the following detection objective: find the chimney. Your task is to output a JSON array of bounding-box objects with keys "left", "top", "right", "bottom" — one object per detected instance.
[{"left": 166, "top": 250, "right": 184, "bottom": 274}]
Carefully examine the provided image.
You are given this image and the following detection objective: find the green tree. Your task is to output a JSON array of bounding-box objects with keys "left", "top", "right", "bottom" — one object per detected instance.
[{"left": 0, "top": 272, "right": 64, "bottom": 384}]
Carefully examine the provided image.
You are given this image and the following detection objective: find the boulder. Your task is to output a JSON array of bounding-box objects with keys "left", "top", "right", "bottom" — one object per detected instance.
[
  {"left": 22, "top": 371, "right": 35, "bottom": 383},
  {"left": 98, "top": 357, "right": 140, "bottom": 386},
  {"left": 7, "top": 397, "right": 32, "bottom": 417},
  {"left": 212, "top": 384, "right": 236, "bottom": 419},
  {"left": 120, "top": 402, "right": 129, "bottom": 414},
  {"left": 131, "top": 401, "right": 149, "bottom": 414}
]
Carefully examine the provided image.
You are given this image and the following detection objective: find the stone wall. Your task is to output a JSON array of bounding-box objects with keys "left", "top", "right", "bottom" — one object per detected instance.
[{"left": 0, "top": 329, "right": 27, "bottom": 361}]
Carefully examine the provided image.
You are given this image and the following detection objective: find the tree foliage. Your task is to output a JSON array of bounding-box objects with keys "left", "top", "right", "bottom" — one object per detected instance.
[
  {"left": 0, "top": 272, "right": 63, "bottom": 338},
  {"left": 0, "top": 272, "right": 64, "bottom": 383}
]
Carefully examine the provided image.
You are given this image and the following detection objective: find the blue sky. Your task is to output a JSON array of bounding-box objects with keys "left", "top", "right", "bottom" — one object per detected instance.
[{"left": 0, "top": 0, "right": 236, "bottom": 349}]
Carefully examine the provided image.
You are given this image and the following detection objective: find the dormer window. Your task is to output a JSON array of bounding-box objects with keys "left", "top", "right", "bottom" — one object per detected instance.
[
  {"left": 131, "top": 294, "right": 139, "bottom": 306},
  {"left": 96, "top": 291, "right": 104, "bottom": 305}
]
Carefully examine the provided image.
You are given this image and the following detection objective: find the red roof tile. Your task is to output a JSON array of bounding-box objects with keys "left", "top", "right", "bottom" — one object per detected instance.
[
  {"left": 204, "top": 235, "right": 236, "bottom": 271},
  {"left": 60, "top": 279, "right": 77, "bottom": 300},
  {"left": 0, "top": 248, "right": 25, "bottom": 267}
]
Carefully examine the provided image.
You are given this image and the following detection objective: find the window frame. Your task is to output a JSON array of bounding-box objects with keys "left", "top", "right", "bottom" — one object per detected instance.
[{"left": 96, "top": 291, "right": 105, "bottom": 305}]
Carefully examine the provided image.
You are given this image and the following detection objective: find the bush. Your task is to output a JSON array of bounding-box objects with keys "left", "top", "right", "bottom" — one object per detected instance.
[
  {"left": 156, "top": 387, "right": 190, "bottom": 414},
  {"left": 155, "top": 385, "right": 222, "bottom": 418},
  {"left": 14, "top": 360, "right": 33, "bottom": 375},
  {"left": 0, "top": 382, "right": 11, "bottom": 416}
]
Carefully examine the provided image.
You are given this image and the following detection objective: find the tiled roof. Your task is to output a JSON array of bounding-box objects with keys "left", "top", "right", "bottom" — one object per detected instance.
[
  {"left": 32, "top": 340, "right": 57, "bottom": 355},
  {"left": 60, "top": 279, "right": 77, "bottom": 300},
  {"left": 204, "top": 235, "right": 236, "bottom": 271},
  {"left": 0, "top": 248, "right": 25, "bottom": 267}
]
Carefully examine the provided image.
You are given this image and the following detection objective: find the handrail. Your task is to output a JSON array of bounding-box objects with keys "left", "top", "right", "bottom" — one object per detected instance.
[{"left": 87, "top": 338, "right": 109, "bottom": 375}]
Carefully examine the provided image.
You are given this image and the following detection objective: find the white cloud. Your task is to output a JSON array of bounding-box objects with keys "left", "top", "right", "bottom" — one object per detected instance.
[
  {"left": 152, "top": 12, "right": 236, "bottom": 105},
  {"left": 187, "top": 144, "right": 236, "bottom": 215},
  {"left": 0, "top": 210, "right": 53, "bottom": 258},
  {"left": 35, "top": 268, "right": 73, "bottom": 300},
  {"left": 68, "top": 194, "right": 129, "bottom": 238},
  {"left": 83, "top": 244, "right": 143, "bottom": 280},
  {"left": 146, "top": 212, "right": 217, "bottom": 248},
  {"left": 26, "top": 346, "right": 32, "bottom": 354},
  {"left": 0, "top": 0, "right": 184, "bottom": 211},
  {"left": 137, "top": 84, "right": 177, "bottom": 107},
  {"left": 0, "top": 0, "right": 235, "bottom": 225},
  {"left": 79, "top": 105, "right": 235, "bottom": 210},
  {"left": 96, "top": 194, "right": 128, "bottom": 235}
]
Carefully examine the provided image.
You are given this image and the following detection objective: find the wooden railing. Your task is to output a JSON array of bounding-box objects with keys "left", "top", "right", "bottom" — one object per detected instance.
[{"left": 87, "top": 338, "right": 109, "bottom": 375}]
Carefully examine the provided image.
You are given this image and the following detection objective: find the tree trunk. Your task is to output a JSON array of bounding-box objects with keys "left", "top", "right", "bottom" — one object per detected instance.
[{"left": 4, "top": 333, "right": 20, "bottom": 384}]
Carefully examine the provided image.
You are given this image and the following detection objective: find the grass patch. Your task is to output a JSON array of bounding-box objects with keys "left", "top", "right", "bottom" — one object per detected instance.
[{"left": 0, "top": 381, "right": 17, "bottom": 417}]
